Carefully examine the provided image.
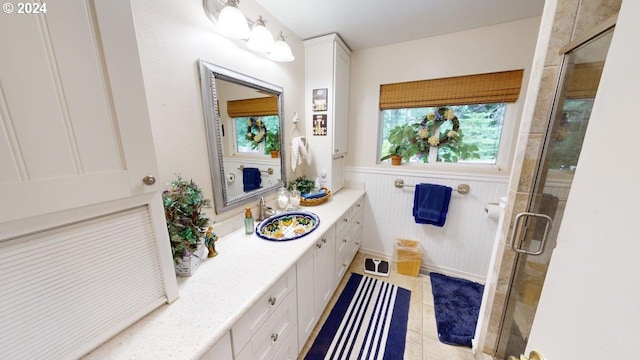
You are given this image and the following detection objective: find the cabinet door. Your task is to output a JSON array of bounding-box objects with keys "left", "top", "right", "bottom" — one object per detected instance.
[
  {"left": 296, "top": 248, "right": 316, "bottom": 353},
  {"left": 314, "top": 226, "right": 336, "bottom": 316},
  {"left": 332, "top": 41, "right": 350, "bottom": 156}
]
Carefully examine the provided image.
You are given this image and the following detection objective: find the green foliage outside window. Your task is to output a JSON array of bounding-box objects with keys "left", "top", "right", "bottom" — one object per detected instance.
[
  {"left": 380, "top": 103, "right": 505, "bottom": 164},
  {"left": 235, "top": 115, "right": 280, "bottom": 154}
]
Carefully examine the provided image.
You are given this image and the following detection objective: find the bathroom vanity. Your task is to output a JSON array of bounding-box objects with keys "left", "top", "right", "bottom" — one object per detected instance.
[{"left": 84, "top": 188, "right": 365, "bottom": 359}]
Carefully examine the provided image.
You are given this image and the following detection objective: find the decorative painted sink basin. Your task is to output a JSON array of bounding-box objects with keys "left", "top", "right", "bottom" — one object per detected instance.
[{"left": 256, "top": 211, "right": 320, "bottom": 241}]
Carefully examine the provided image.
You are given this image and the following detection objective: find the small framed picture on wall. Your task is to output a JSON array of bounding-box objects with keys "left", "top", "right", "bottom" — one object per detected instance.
[
  {"left": 313, "top": 114, "right": 327, "bottom": 136},
  {"left": 312, "top": 88, "right": 328, "bottom": 112}
]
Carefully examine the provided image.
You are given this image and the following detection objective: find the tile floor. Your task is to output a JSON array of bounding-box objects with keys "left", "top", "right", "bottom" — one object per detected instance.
[{"left": 298, "top": 251, "right": 492, "bottom": 360}]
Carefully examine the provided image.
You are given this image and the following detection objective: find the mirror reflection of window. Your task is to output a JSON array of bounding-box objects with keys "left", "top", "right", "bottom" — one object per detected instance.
[{"left": 234, "top": 115, "right": 280, "bottom": 155}]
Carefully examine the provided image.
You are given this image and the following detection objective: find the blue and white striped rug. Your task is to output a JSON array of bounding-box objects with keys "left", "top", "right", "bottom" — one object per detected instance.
[{"left": 305, "top": 273, "right": 411, "bottom": 360}]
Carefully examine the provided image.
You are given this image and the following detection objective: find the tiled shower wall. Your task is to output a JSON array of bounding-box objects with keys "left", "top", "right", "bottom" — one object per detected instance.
[{"left": 476, "top": 0, "right": 622, "bottom": 357}]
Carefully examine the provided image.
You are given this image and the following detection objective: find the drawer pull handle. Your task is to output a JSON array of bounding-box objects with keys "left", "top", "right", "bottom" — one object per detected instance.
[
  {"left": 268, "top": 297, "right": 276, "bottom": 306},
  {"left": 322, "top": 238, "right": 327, "bottom": 243},
  {"left": 271, "top": 333, "right": 279, "bottom": 342}
]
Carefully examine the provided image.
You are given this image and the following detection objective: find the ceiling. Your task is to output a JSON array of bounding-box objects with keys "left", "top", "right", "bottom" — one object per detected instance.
[{"left": 254, "top": 0, "right": 545, "bottom": 51}]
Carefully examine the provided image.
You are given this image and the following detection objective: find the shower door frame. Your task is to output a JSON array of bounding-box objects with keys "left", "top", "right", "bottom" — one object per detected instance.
[{"left": 493, "top": 19, "right": 617, "bottom": 360}]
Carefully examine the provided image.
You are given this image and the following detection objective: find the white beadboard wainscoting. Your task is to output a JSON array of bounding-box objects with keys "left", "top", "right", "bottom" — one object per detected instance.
[{"left": 346, "top": 166, "right": 508, "bottom": 282}]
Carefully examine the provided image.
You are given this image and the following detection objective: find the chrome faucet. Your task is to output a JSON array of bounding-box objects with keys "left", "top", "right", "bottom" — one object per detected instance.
[{"left": 258, "top": 197, "right": 276, "bottom": 221}]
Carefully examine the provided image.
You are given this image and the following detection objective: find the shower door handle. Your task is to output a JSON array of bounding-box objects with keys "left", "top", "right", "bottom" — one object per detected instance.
[{"left": 508, "top": 212, "right": 553, "bottom": 256}]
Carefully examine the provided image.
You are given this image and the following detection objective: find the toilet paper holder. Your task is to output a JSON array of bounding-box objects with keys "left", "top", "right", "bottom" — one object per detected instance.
[{"left": 484, "top": 202, "right": 500, "bottom": 213}]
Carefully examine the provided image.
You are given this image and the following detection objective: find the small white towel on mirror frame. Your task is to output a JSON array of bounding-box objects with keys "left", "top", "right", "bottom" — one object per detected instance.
[{"left": 291, "top": 136, "right": 311, "bottom": 172}]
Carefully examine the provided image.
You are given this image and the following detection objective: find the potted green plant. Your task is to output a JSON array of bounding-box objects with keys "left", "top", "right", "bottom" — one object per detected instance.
[
  {"left": 266, "top": 130, "right": 280, "bottom": 158},
  {"left": 380, "top": 123, "right": 420, "bottom": 165},
  {"left": 162, "top": 175, "right": 211, "bottom": 276}
]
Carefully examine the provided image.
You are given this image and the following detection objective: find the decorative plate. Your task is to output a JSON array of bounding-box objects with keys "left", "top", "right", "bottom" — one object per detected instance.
[{"left": 256, "top": 211, "right": 320, "bottom": 241}]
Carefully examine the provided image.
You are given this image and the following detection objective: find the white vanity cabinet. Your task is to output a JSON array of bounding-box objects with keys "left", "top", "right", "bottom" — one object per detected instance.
[
  {"left": 335, "top": 196, "right": 364, "bottom": 283},
  {"left": 296, "top": 224, "right": 336, "bottom": 352},
  {"left": 304, "top": 33, "right": 351, "bottom": 192},
  {"left": 233, "top": 267, "right": 297, "bottom": 360}
]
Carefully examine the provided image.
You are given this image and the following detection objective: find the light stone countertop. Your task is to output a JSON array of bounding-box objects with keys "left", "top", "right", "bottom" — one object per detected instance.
[{"left": 84, "top": 187, "right": 365, "bottom": 360}]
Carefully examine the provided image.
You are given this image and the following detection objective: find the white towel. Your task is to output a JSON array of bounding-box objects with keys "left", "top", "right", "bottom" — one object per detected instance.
[{"left": 291, "top": 136, "right": 311, "bottom": 172}]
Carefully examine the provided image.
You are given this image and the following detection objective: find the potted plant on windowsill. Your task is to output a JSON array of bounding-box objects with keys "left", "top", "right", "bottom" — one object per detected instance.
[
  {"left": 380, "top": 123, "right": 419, "bottom": 165},
  {"left": 162, "top": 175, "right": 211, "bottom": 276},
  {"left": 266, "top": 130, "right": 280, "bottom": 158}
]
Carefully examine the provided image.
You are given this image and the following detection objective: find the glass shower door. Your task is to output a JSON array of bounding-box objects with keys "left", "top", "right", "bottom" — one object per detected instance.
[{"left": 495, "top": 27, "right": 614, "bottom": 360}]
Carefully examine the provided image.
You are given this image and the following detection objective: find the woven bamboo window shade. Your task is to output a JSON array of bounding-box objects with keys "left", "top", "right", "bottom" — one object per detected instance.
[
  {"left": 565, "top": 62, "right": 604, "bottom": 99},
  {"left": 227, "top": 96, "right": 278, "bottom": 117},
  {"left": 379, "top": 69, "right": 524, "bottom": 110}
]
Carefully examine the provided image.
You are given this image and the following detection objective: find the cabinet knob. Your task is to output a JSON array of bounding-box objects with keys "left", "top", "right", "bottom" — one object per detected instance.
[
  {"left": 317, "top": 243, "right": 322, "bottom": 248},
  {"left": 271, "top": 333, "right": 279, "bottom": 342},
  {"left": 322, "top": 238, "right": 327, "bottom": 243},
  {"left": 342, "top": 263, "right": 347, "bottom": 268},
  {"left": 356, "top": 242, "right": 360, "bottom": 246},
  {"left": 342, "top": 218, "right": 348, "bottom": 222},
  {"left": 334, "top": 149, "right": 339, "bottom": 153},
  {"left": 343, "top": 239, "right": 347, "bottom": 243},
  {"left": 268, "top": 297, "right": 276, "bottom": 306}
]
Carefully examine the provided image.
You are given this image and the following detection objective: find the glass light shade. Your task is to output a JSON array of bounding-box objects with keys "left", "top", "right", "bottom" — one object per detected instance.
[
  {"left": 269, "top": 33, "right": 295, "bottom": 62},
  {"left": 217, "top": 2, "right": 250, "bottom": 39},
  {"left": 247, "top": 17, "right": 275, "bottom": 53}
]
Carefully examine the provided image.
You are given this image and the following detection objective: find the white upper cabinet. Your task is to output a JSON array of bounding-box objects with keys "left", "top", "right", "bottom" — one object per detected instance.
[{"left": 304, "top": 34, "right": 351, "bottom": 192}]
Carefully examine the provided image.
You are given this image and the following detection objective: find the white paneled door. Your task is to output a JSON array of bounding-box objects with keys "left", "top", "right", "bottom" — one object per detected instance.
[
  {"left": 0, "top": 2, "right": 178, "bottom": 357},
  {"left": 0, "top": 0, "right": 160, "bottom": 224}
]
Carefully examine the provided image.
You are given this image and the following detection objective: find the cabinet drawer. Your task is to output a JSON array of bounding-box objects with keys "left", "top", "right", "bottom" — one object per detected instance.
[
  {"left": 335, "top": 222, "right": 351, "bottom": 256},
  {"left": 335, "top": 243, "right": 351, "bottom": 282},
  {"left": 335, "top": 209, "right": 351, "bottom": 236},
  {"left": 232, "top": 266, "right": 296, "bottom": 355},
  {"left": 352, "top": 196, "right": 364, "bottom": 217},
  {"left": 235, "top": 290, "right": 298, "bottom": 360},
  {"left": 351, "top": 208, "right": 363, "bottom": 236},
  {"left": 272, "top": 328, "right": 298, "bottom": 360}
]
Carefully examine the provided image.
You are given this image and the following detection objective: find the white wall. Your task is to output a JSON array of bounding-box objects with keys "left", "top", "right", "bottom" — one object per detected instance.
[
  {"left": 527, "top": 1, "right": 640, "bottom": 357},
  {"left": 346, "top": 17, "right": 541, "bottom": 280},
  {"left": 131, "top": 0, "right": 305, "bottom": 222}
]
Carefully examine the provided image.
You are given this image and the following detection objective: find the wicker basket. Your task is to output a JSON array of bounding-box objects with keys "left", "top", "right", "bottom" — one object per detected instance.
[{"left": 300, "top": 187, "right": 331, "bottom": 206}]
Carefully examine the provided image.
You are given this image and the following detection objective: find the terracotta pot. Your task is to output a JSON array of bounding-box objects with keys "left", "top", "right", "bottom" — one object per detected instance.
[
  {"left": 270, "top": 150, "right": 279, "bottom": 158},
  {"left": 390, "top": 155, "right": 402, "bottom": 165}
]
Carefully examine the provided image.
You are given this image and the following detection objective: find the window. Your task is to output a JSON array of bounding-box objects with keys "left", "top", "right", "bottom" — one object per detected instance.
[
  {"left": 234, "top": 115, "right": 280, "bottom": 155},
  {"left": 378, "top": 70, "right": 524, "bottom": 167},
  {"left": 380, "top": 103, "right": 506, "bottom": 163}
]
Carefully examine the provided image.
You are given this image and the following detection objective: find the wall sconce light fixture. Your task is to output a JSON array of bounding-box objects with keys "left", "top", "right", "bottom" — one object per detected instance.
[
  {"left": 216, "top": 0, "right": 250, "bottom": 39},
  {"left": 205, "top": 0, "right": 295, "bottom": 63},
  {"left": 269, "top": 32, "right": 295, "bottom": 62},
  {"left": 247, "top": 16, "right": 275, "bottom": 53}
]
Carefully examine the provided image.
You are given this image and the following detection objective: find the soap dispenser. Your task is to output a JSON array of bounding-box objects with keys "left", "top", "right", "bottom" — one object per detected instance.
[{"left": 244, "top": 207, "right": 254, "bottom": 234}]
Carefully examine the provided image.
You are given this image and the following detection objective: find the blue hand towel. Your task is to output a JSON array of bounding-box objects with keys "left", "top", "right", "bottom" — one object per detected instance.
[
  {"left": 242, "top": 167, "right": 262, "bottom": 192},
  {"left": 302, "top": 189, "right": 326, "bottom": 199},
  {"left": 412, "top": 183, "right": 452, "bottom": 227}
]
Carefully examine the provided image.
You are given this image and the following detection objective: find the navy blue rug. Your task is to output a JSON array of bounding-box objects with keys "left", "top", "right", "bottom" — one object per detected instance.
[
  {"left": 430, "top": 272, "right": 484, "bottom": 347},
  {"left": 305, "top": 273, "right": 411, "bottom": 360}
]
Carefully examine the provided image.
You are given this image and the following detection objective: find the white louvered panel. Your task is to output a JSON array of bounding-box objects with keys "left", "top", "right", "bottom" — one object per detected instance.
[
  {"left": 0, "top": 206, "right": 167, "bottom": 360},
  {"left": 346, "top": 167, "right": 508, "bottom": 281}
]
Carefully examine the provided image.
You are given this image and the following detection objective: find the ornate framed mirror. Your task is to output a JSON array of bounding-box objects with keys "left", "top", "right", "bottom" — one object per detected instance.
[{"left": 199, "top": 60, "right": 286, "bottom": 213}]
